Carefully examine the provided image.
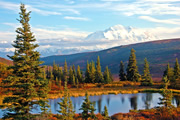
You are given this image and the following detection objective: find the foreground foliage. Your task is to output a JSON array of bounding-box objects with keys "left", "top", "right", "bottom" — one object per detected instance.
[{"left": 0, "top": 4, "right": 48, "bottom": 119}]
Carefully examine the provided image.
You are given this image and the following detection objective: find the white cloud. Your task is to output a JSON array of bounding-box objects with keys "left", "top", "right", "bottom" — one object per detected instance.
[
  {"left": 147, "top": 27, "right": 180, "bottom": 39},
  {"left": 140, "top": 0, "right": 180, "bottom": 2},
  {"left": 64, "top": 16, "right": 90, "bottom": 21},
  {"left": 139, "top": 16, "right": 180, "bottom": 25},
  {"left": 109, "top": 1, "right": 180, "bottom": 16}
]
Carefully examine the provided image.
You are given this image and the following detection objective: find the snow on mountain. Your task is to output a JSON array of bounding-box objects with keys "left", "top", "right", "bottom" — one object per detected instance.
[
  {"left": 85, "top": 24, "right": 158, "bottom": 44},
  {"left": 0, "top": 24, "right": 159, "bottom": 58}
]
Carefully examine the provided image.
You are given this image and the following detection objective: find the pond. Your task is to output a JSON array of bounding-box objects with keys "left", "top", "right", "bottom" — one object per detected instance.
[{"left": 1, "top": 93, "right": 180, "bottom": 118}]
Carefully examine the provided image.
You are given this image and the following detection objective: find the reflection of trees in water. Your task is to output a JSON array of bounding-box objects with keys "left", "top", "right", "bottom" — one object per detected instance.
[
  {"left": 121, "top": 97, "right": 125, "bottom": 104},
  {"left": 173, "top": 95, "right": 180, "bottom": 107},
  {"left": 107, "top": 96, "right": 110, "bottom": 106},
  {"left": 142, "top": 93, "right": 153, "bottom": 109},
  {"left": 129, "top": 96, "right": 137, "bottom": 110},
  {"left": 97, "top": 96, "right": 102, "bottom": 113}
]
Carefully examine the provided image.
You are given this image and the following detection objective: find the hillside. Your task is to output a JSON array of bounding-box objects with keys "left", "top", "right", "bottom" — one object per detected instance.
[
  {"left": 41, "top": 38, "right": 180, "bottom": 80},
  {"left": 0, "top": 57, "right": 13, "bottom": 65}
]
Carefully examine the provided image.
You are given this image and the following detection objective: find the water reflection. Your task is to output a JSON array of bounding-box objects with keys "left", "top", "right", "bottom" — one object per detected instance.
[
  {"left": 142, "top": 93, "right": 153, "bottom": 109},
  {"left": 130, "top": 96, "right": 137, "bottom": 110},
  {"left": 1, "top": 93, "right": 180, "bottom": 118}
]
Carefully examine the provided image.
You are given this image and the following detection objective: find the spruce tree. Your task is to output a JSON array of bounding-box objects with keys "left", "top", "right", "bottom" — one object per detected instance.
[
  {"left": 126, "top": 49, "right": 141, "bottom": 82},
  {"left": 68, "top": 66, "right": 74, "bottom": 84},
  {"left": 141, "top": 58, "right": 153, "bottom": 86},
  {"left": 162, "top": 76, "right": 170, "bottom": 89},
  {"left": 89, "top": 61, "right": 96, "bottom": 83},
  {"left": 95, "top": 56, "right": 103, "bottom": 83},
  {"left": 85, "top": 61, "right": 91, "bottom": 83},
  {"left": 77, "top": 65, "right": 83, "bottom": 83},
  {"left": 103, "top": 66, "right": 112, "bottom": 84},
  {"left": 119, "top": 61, "right": 127, "bottom": 81},
  {"left": 72, "top": 64, "right": 76, "bottom": 77},
  {"left": 174, "top": 58, "right": 180, "bottom": 82},
  {"left": 103, "top": 105, "right": 109, "bottom": 119},
  {"left": 2, "top": 4, "right": 48, "bottom": 119},
  {"left": 58, "top": 81, "right": 74, "bottom": 120},
  {"left": 79, "top": 92, "right": 96, "bottom": 120},
  {"left": 63, "top": 60, "right": 68, "bottom": 82},
  {"left": 53, "top": 61, "right": 58, "bottom": 80},
  {"left": 158, "top": 89, "right": 173, "bottom": 108},
  {"left": 163, "top": 63, "right": 174, "bottom": 88}
]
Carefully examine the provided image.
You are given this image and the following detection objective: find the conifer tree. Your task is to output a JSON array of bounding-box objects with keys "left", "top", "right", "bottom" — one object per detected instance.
[
  {"left": 90, "top": 103, "right": 96, "bottom": 119},
  {"left": 126, "top": 49, "right": 141, "bottom": 82},
  {"left": 68, "top": 66, "right": 74, "bottom": 84},
  {"left": 63, "top": 60, "right": 68, "bottom": 82},
  {"left": 72, "top": 75, "right": 76, "bottom": 86},
  {"left": 76, "top": 78, "right": 79, "bottom": 88},
  {"left": 80, "top": 92, "right": 96, "bottom": 120},
  {"left": 77, "top": 65, "right": 83, "bottom": 83},
  {"left": 72, "top": 64, "right": 76, "bottom": 77},
  {"left": 163, "top": 63, "right": 174, "bottom": 85},
  {"left": 85, "top": 61, "right": 91, "bottom": 83},
  {"left": 95, "top": 56, "right": 103, "bottom": 83},
  {"left": 58, "top": 81, "right": 74, "bottom": 120},
  {"left": 53, "top": 61, "right": 58, "bottom": 80},
  {"left": 162, "top": 76, "right": 170, "bottom": 89},
  {"left": 57, "top": 67, "right": 63, "bottom": 81},
  {"left": 119, "top": 61, "right": 127, "bottom": 81},
  {"left": 158, "top": 89, "right": 173, "bottom": 108},
  {"left": 103, "top": 105, "right": 109, "bottom": 119},
  {"left": 174, "top": 58, "right": 180, "bottom": 81},
  {"left": 103, "top": 66, "right": 112, "bottom": 84},
  {"left": 89, "top": 61, "right": 96, "bottom": 83},
  {"left": 141, "top": 58, "right": 153, "bottom": 86},
  {"left": 2, "top": 4, "right": 48, "bottom": 119}
]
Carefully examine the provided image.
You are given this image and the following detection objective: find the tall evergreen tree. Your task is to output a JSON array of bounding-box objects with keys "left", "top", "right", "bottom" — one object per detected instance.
[
  {"left": 58, "top": 81, "right": 75, "bottom": 120},
  {"left": 1, "top": 4, "right": 48, "bottom": 119},
  {"left": 89, "top": 61, "right": 96, "bottom": 83},
  {"left": 141, "top": 58, "right": 153, "bottom": 86},
  {"left": 63, "top": 60, "right": 68, "bottom": 82},
  {"left": 119, "top": 61, "right": 127, "bottom": 81},
  {"left": 95, "top": 56, "right": 103, "bottom": 83},
  {"left": 174, "top": 58, "right": 180, "bottom": 80},
  {"left": 85, "top": 61, "right": 91, "bottom": 83},
  {"left": 77, "top": 65, "right": 83, "bottom": 83},
  {"left": 163, "top": 63, "right": 174, "bottom": 83},
  {"left": 72, "top": 64, "right": 76, "bottom": 77},
  {"left": 53, "top": 61, "right": 58, "bottom": 80},
  {"left": 68, "top": 66, "right": 74, "bottom": 84},
  {"left": 126, "top": 49, "right": 141, "bottom": 82},
  {"left": 103, "top": 66, "right": 112, "bottom": 84},
  {"left": 79, "top": 92, "right": 96, "bottom": 120}
]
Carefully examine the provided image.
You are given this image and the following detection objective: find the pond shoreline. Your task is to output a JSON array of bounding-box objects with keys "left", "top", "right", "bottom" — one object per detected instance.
[{"left": 47, "top": 88, "right": 180, "bottom": 99}]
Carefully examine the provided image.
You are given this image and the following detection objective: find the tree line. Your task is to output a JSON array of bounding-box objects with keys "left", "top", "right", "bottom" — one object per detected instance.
[
  {"left": 45, "top": 56, "right": 113, "bottom": 89},
  {"left": 119, "top": 48, "right": 180, "bottom": 87}
]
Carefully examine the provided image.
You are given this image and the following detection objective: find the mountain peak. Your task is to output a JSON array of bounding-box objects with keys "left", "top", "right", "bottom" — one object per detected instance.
[{"left": 85, "top": 24, "right": 158, "bottom": 43}]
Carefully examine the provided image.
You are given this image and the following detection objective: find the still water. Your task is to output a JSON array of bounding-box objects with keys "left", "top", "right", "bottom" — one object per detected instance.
[{"left": 1, "top": 93, "right": 180, "bottom": 118}]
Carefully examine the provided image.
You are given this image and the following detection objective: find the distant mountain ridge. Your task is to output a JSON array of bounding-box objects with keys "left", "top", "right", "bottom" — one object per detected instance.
[
  {"left": 0, "top": 24, "right": 159, "bottom": 58},
  {"left": 41, "top": 38, "right": 180, "bottom": 80}
]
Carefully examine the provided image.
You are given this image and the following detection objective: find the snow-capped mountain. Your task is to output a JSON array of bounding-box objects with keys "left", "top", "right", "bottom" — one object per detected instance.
[
  {"left": 85, "top": 24, "right": 158, "bottom": 44},
  {"left": 0, "top": 24, "right": 159, "bottom": 58}
]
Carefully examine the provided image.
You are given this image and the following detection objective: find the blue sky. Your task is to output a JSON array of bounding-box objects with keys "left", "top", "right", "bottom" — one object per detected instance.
[{"left": 0, "top": 0, "right": 180, "bottom": 57}]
